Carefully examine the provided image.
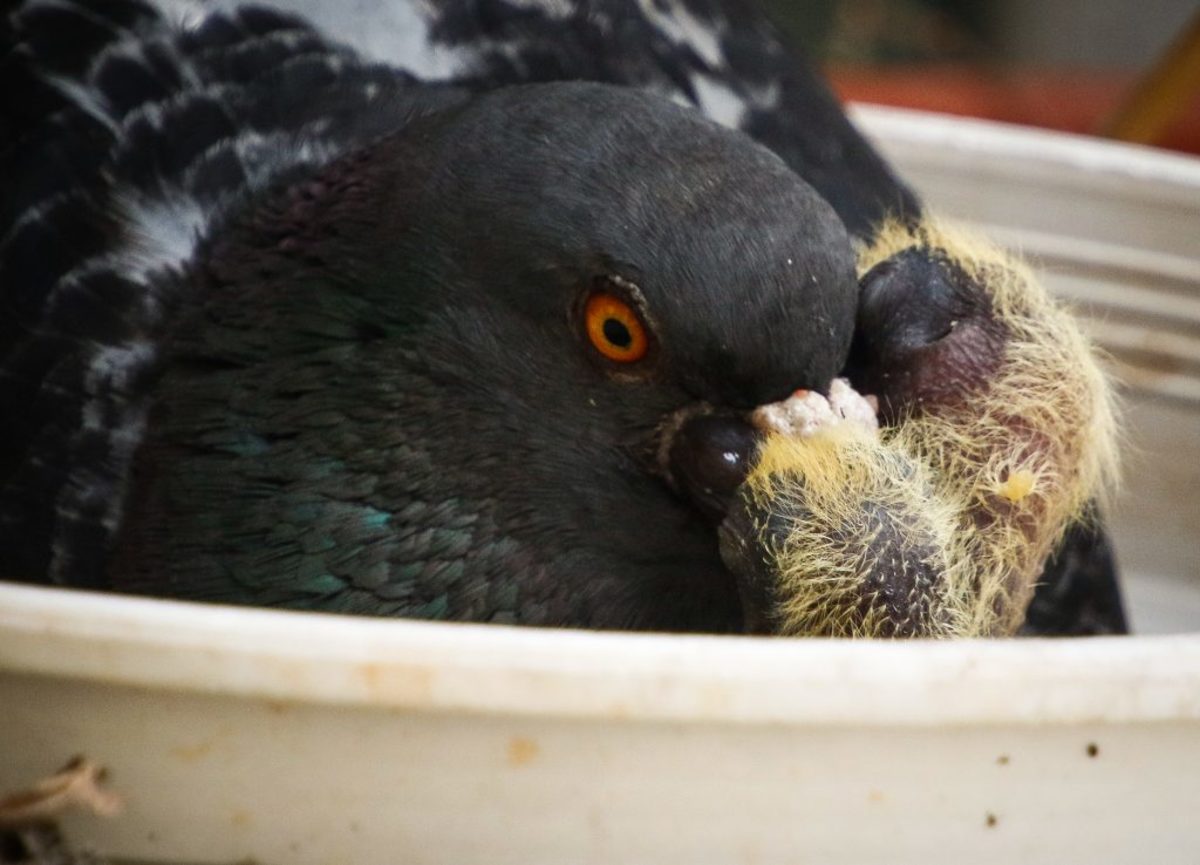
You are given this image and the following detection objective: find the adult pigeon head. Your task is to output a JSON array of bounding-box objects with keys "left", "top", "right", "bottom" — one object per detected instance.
[
  {"left": 116, "top": 82, "right": 857, "bottom": 629},
  {"left": 1, "top": 2, "right": 857, "bottom": 631}
]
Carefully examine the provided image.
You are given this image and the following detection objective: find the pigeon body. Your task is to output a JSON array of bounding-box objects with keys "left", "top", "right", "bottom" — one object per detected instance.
[
  {"left": 0, "top": 0, "right": 1126, "bottom": 634},
  {"left": 1, "top": 0, "right": 858, "bottom": 630}
]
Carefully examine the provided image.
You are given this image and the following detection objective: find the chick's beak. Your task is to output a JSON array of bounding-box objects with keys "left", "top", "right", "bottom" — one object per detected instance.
[{"left": 662, "top": 380, "right": 883, "bottom": 635}]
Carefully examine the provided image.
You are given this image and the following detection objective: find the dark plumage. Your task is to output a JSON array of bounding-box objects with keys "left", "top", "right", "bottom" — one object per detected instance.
[{"left": 0, "top": 0, "right": 1125, "bottom": 635}]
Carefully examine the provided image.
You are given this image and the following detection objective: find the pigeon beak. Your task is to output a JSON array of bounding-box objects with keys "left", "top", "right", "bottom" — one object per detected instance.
[
  {"left": 663, "top": 410, "right": 762, "bottom": 524},
  {"left": 657, "top": 408, "right": 774, "bottom": 635}
]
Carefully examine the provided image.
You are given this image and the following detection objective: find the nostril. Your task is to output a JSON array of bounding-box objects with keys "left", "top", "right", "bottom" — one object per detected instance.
[{"left": 667, "top": 414, "right": 760, "bottom": 524}]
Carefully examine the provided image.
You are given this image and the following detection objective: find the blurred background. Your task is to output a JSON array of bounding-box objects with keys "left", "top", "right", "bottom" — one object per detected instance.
[{"left": 762, "top": 0, "right": 1200, "bottom": 155}]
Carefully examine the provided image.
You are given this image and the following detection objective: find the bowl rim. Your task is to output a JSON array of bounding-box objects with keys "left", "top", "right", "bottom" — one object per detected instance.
[
  {"left": 851, "top": 102, "right": 1200, "bottom": 199},
  {"left": 2, "top": 582, "right": 1199, "bottom": 727}
]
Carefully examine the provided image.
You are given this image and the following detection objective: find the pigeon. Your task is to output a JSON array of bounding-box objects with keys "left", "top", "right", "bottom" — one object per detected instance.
[{"left": 0, "top": 0, "right": 1125, "bottom": 635}]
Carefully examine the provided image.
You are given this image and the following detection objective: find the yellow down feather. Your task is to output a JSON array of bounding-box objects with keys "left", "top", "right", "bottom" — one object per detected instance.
[{"left": 745, "top": 217, "right": 1119, "bottom": 637}]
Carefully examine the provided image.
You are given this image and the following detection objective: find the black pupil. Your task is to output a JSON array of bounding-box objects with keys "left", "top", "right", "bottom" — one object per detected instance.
[{"left": 603, "top": 317, "right": 633, "bottom": 349}]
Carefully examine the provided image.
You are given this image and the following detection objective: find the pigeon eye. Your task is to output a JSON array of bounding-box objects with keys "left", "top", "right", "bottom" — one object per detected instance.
[{"left": 584, "top": 292, "right": 650, "bottom": 363}]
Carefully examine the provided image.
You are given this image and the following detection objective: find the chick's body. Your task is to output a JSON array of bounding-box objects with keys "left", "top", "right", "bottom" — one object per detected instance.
[{"left": 724, "top": 222, "right": 1119, "bottom": 637}]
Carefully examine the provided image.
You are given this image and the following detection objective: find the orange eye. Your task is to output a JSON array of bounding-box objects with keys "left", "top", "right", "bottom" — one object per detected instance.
[{"left": 584, "top": 292, "right": 650, "bottom": 363}]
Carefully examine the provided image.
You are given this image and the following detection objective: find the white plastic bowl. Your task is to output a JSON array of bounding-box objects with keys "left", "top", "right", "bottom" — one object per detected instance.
[{"left": 2, "top": 108, "right": 1199, "bottom": 864}]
